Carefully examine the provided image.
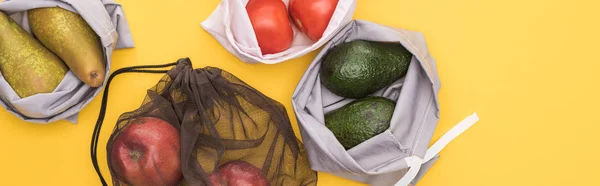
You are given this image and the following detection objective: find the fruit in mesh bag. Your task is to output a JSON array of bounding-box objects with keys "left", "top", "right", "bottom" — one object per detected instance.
[
  {"left": 208, "top": 160, "right": 270, "bottom": 186},
  {"left": 109, "top": 117, "right": 182, "bottom": 186}
]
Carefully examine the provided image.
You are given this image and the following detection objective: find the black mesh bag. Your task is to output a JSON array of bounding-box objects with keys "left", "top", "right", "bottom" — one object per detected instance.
[{"left": 90, "top": 58, "right": 318, "bottom": 186}]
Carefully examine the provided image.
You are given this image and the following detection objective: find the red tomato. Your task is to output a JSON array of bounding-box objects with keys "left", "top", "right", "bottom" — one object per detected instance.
[
  {"left": 246, "top": 0, "right": 294, "bottom": 54},
  {"left": 289, "top": 0, "right": 339, "bottom": 41}
]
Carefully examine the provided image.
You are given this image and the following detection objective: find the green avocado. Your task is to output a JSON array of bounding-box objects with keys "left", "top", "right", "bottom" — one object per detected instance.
[
  {"left": 325, "top": 96, "right": 396, "bottom": 150},
  {"left": 320, "top": 40, "right": 412, "bottom": 98}
]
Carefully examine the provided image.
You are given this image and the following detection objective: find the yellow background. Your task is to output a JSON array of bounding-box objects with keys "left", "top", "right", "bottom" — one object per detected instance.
[{"left": 1, "top": 0, "right": 599, "bottom": 185}]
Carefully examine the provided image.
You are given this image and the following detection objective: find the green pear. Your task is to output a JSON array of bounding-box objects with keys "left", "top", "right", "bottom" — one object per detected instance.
[
  {"left": 28, "top": 7, "right": 105, "bottom": 88},
  {"left": 0, "top": 11, "right": 68, "bottom": 98}
]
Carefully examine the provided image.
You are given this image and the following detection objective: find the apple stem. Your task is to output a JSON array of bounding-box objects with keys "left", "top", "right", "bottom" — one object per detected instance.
[{"left": 130, "top": 150, "right": 143, "bottom": 161}]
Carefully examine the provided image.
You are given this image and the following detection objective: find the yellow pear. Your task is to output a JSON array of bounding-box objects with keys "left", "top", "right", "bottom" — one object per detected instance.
[
  {"left": 0, "top": 11, "right": 68, "bottom": 98},
  {"left": 28, "top": 7, "right": 105, "bottom": 87}
]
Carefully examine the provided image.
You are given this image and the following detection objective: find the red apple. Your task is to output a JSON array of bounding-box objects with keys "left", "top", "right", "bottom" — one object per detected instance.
[
  {"left": 208, "top": 160, "right": 270, "bottom": 186},
  {"left": 109, "top": 117, "right": 182, "bottom": 186}
]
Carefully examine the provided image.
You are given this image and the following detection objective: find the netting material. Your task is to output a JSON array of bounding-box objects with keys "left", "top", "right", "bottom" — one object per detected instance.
[{"left": 93, "top": 58, "right": 317, "bottom": 186}]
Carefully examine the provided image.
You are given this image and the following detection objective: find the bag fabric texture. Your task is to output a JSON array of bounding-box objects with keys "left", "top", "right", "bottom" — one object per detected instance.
[
  {"left": 201, "top": 0, "right": 357, "bottom": 64},
  {"left": 0, "top": 0, "right": 134, "bottom": 124},
  {"left": 91, "top": 58, "right": 318, "bottom": 186},
  {"left": 291, "top": 20, "right": 477, "bottom": 185}
]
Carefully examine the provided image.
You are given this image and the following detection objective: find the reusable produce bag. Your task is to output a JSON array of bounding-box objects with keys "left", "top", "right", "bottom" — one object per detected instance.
[
  {"left": 0, "top": 0, "right": 133, "bottom": 124},
  {"left": 291, "top": 20, "right": 479, "bottom": 185},
  {"left": 201, "top": 0, "right": 356, "bottom": 64},
  {"left": 91, "top": 58, "right": 317, "bottom": 186}
]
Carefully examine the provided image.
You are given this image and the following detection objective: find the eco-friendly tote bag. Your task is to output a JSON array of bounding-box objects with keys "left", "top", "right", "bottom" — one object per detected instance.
[
  {"left": 291, "top": 20, "right": 479, "bottom": 186},
  {"left": 0, "top": 0, "right": 134, "bottom": 124},
  {"left": 201, "top": 0, "right": 356, "bottom": 64}
]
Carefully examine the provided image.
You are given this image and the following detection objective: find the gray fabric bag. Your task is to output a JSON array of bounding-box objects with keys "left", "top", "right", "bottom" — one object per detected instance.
[
  {"left": 291, "top": 20, "right": 479, "bottom": 186},
  {"left": 0, "top": 0, "right": 134, "bottom": 124}
]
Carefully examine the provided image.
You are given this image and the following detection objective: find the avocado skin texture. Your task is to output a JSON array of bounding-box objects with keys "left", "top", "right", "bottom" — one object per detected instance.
[
  {"left": 28, "top": 7, "right": 105, "bottom": 88},
  {"left": 320, "top": 40, "right": 412, "bottom": 98},
  {"left": 0, "top": 11, "right": 68, "bottom": 98},
  {"left": 325, "top": 96, "right": 396, "bottom": 150}
]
